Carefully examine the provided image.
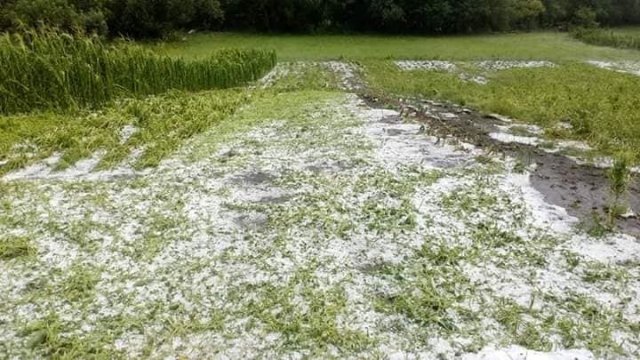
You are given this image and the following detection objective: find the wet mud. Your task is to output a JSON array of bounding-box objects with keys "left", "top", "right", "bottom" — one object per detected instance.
[{"left": 362, "top": 94, "right": 640, "bottom": 238}]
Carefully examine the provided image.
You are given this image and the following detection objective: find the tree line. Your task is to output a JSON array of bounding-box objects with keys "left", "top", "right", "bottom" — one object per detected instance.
[{"left": 1, "top": 0, "right": 640, "bottom": 38}]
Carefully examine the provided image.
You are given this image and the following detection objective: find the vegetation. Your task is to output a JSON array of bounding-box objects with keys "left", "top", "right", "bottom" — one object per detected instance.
[
  {"left": 0, "top": 31, "right": 276, "bottom": 115},
  {"left": 107, "top": 0, "right": 225, "bottom": 39},
  {"left": 0, "top": 1, "right": 639, "bottom": 355},
  {"left": 0, "top": 236, "right": 36, "bottom": 260},
  {"left": 1, "top": 61, "right": 639, "bottom": 358},
  {"left": 2, "top": 0, "right": 640, "bottom": 38},
  {"left": 0, "top": 89, "right": 248, "bottom": 174},
  {"left": 364, "top": 61, "right": 640, "bottom": 160},
  {"left": 573, "top": 27, "right": 640, "bottom": 50},
  {"left": 607, "top": 153, "right": 634, "bottom": 224},
  {"left": 0, "top": 0, "right": 224, "bottom": 38},
  {"left": 158, "top": 32, "right": 640, "bottom": 62}
]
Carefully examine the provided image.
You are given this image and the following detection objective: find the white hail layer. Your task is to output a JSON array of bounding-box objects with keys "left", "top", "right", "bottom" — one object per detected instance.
[{"left": 1, "top": 92, "right": 638, "bottom": 359}]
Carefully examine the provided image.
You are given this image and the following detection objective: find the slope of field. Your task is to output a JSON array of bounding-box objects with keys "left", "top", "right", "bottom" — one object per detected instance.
[{"left": 1, "top": 63, "right": 638, "bottom": 359}]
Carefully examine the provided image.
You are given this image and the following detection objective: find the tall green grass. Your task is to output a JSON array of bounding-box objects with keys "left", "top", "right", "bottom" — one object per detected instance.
[
  {"left": 0, "top": 31, "right": 277, "bottom": 115},
  {"left": 572, "top": 28, "right": 640, "bottom": 51}
]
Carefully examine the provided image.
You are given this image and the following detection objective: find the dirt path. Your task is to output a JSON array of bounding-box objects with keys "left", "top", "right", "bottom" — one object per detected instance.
[{"left": 1, "top": 63, "right": 639, "bottom": 359}]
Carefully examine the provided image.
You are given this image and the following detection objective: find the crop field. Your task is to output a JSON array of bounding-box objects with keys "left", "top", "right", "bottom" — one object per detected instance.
[
  {"left": 572, "top": 27, "right": 640, "bottom": 51},
  {"left": 1, "top": 31, "right": 640, "bottom": 360},
  {"left": 157, "top": 32, "right": 640, "bottom": 61}
]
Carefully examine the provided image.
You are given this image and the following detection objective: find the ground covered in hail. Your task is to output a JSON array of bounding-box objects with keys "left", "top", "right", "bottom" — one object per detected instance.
[{"left": 1, "top": 65, "right": 639, "bottom": 359}]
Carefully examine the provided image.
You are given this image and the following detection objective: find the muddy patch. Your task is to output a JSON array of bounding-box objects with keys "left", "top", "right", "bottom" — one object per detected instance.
[
  {"left": 256, "top": 194, "right": 293, "bottom": 204},
  {"left": 233, "top": 171, "right": 275, "bottom": 185},
  {"left": 362, "top": 94, "right": 640, "bottom": 237},
  {"left": 233, "top": 212, "right": 269, "bottom": 230}
]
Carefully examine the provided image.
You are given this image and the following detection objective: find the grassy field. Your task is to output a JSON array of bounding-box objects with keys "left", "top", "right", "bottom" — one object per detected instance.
[
  {"left": 158, "top": 31, "right": 640, "bottom": 161},
  {"left": 364, "top": 61, "right": 640, "bottom": 160},
  {"left": 2, "top": 32, "right": 640, "bottom": 359},
  {"left": 2, "top": 62, "right": 639, "bottom": 359},
  {"left": 157, "top": 32, "right": 640, "bottom": 61},
  {"left": 0, "top": 32, "right": 277, "bottom": 174},
  {"left": 0, "top": 89, "right": 249, "bottom": 174}
]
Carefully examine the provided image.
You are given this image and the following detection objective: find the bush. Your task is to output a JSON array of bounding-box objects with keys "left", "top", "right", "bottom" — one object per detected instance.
[
  {"left": 0, "top": 30, "right": 277, "bottom": 114},
  {"left": 0, "top": 0, "right": 224, "bottom": 39},
  {"left": 572, "top": 27, "right": 640, "bottom": 50},
  {"left": 2, "top": 0, "right": 640, "bottom": 37},
  {"left": 106, "top": 0, "right": 224, "bottom": 39},
  {"left": 0, "top": 0, "right": 109, "bottom": 36},
  {"left": 572, "top": 6, "right": 599, "bottom": 28}
]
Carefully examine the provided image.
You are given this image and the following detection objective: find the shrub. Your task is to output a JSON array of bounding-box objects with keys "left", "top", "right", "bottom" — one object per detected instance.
[
  {"left": 106, "top": 0, "right": 224, "bottom": 39},
  {"left": 572, "top": 28, "right": 640, "bottom": 51},
  {"left": 572, "top": 6, "right": 599, "bottom": 28},
  {"left": 0, "top": 0, "right": 109, "bottom": 36}
]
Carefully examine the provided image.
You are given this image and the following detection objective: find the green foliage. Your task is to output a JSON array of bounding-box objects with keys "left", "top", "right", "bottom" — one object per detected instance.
[
  {"left": 0, "top": 0, "right": 109, "bottom": 36},
  {"left": 0, "top": 0, "right": 223, "bottom": 38},
  {"left": 219, "top": 0, "right": 640, "bottom": 34},
  {"left": 573, "top": 7, "right": 600, "bottom": 28},
  {"left": 62, "top": 264, "right": 100, "bottom": 301},
  {"left": 609, "top": 154, "right": 632, "bottom": 201},
  {"left": 573, "top": 27, "right": 640, "bottom": 50},
  {"left": 365, "top": 61, "right": 640, "bottom": 161},
  {"left": 245, "top": 270, "right": 371, "bottom": 352},
  {"left": 0, "top": 30, "right": 276, "bottom": 115},
  {"left": 1, "top": 0, "right": 640, "bottom": 37},
  {"left": 0, "top": 89, "right": 248, "bottom": 174},
  {"left": 107, "top": 0, "right": 224, "bottom": 38},
  {"left": 607, "top": 152, "right": 634, "bottom": 225},
  {"left": 0, "top": 236, "right": 37, "bottom": 260},
  {"left": 373, "top": 246, "right": 470, "bottom": 332},
  {"left": 22, "top": 312, "right": 123, "bottom": 358},
  {"left": 159, "top": 32, "right": 640, "bottom": 62}
]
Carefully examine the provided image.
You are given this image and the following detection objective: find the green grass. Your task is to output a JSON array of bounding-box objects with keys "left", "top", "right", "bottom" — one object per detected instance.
[
  {"left": 0, "top": 89, "right": 248, "bottom": 174},
  {"left": 374, "top": 265, "right": 467, "bottom": 332},
  {"left": 156, "top": 32, "right": 640, "bottom": 61},
  {"left": 573, "top": 27, "right": 640, "bottom": 51},
  {"left": 246, "top": 279, "right": 371, "bottom": 352},
  {"left": 62, "top": 264, "right": 101, "bottom": 302},
  {"left": 364, "top": 61, "right": 640, "bottom": 160},
  {"left": 0, "top": 31, "right": 276, "bottom": 115},
  {"left": 0, "top": 236, "right": 37, "bottom": 260},
  {"left": 493, "top": 298, "right": 553, "bottom": 351}
]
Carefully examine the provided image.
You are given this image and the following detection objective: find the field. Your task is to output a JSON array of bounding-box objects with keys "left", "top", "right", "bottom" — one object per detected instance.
[
  {"left": 1, "top": 31, "right": 640, "bottom": 359},
  {"left": 157, "top": 32, "right": 640, "bottom": 61},
  {"left": 572, "top": 26, "right": 640, "bottom": 51}
]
